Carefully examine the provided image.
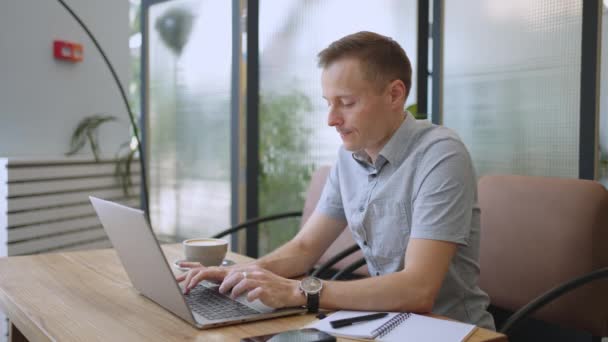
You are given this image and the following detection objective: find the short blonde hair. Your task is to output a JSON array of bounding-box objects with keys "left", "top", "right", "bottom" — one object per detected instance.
[{"left": 318, "top": 31, "right": 412, "bottom": 97}]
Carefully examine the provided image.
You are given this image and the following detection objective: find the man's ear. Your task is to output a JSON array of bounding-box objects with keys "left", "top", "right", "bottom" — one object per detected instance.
[{"left": 388, "top": 79, "right": 407, "bottom": 108}]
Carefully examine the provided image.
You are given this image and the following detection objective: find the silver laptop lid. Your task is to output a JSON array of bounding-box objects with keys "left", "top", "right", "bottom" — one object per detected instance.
[{"left": 89, "top": 196, "right": 197, "bottom": 325}]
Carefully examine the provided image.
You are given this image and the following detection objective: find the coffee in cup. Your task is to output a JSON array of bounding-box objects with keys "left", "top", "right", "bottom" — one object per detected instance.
[{"left": 182, "top": 238, "right": 228, "bottom": 267}]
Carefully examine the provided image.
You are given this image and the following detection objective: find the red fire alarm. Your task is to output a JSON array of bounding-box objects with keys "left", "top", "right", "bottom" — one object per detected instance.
[{"left": 53, "top": 40, "right": 83, "bottom": 62}]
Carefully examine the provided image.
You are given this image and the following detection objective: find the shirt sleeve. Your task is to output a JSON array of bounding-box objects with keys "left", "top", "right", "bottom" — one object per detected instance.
[
  {"left": 315, "top": 162, "right": 347, "bottom": 221},
  {"left": 410, "top": 138, "right": 476, "bottom": 246}
]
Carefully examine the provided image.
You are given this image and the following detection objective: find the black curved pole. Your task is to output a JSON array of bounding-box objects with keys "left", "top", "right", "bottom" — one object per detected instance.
[
  {"left": 311, "top": 244, "right": 361, "bottom": 278},
  {"left": 500, "top": 267, "right": 608, "bottom": 335},
  {"left": 211, "top": 211, "right": 302, "bottom": 239},
  {"left": 56, "top": 0, "right": 150, "bottom": 222},
  {"left": 331, "top": 257, "right": 367, "bottom": 280}
]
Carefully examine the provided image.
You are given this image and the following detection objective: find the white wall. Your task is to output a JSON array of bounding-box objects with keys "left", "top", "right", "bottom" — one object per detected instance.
[{"left": 0, "top": 0, "right": 130, "bottom": 158}]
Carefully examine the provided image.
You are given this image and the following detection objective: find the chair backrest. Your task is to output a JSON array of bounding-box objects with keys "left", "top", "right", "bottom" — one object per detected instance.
[
  {"left": 300, "top": 166, "right": 368, "bottom": 276},
  {"left": 478, "top": 175, "right": 608, "bottom": 336}
]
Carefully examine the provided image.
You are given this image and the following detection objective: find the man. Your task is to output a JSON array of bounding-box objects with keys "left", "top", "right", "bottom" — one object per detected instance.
[{"left": 177, "top": 31, "right": 495, "bottom": 330}]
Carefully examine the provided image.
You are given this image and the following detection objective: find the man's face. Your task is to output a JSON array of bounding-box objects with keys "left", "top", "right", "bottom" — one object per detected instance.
[{"left": 321, "top": 58, "right": 394, "bottom": 154}]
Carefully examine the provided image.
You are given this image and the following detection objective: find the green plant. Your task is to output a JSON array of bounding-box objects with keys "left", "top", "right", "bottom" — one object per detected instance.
[
  {"left": 66, "top": 114, "right": 117, "bottom": 161},
  {"left": 258, "top": 90, "right": 315, "bottom": 255},
  {"left": 66, "top": 114, "right": 137, "bottom": 196},
  {"left": 406, "top": 103, "right": 427, "bottom": 120},
  {"left": 114, "top": 138, "right": 138, "bottom": 196}
]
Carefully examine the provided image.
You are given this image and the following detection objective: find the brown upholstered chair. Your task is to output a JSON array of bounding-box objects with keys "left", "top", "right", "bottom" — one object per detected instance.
[
  {"left": 478, "top": 175, "right": 608, "bottom": 340},
  {"left": 213, "top": 166, "right": 368, "bottom": 278}
]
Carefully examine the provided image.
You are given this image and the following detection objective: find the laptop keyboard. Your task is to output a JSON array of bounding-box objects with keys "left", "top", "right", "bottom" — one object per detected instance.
[{"left": 185, "top": 285, "right": 260, "bottom": 320}]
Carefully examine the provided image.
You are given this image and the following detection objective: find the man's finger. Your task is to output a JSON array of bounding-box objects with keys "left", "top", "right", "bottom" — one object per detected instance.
[
  {"left": 230, "top": 278, "right": 258, "bottom": 299},
  {"left": 181, "top": 267, "right": 228, "bottom": 292},
  {"left": 246, "top": 287, "right": 263, "bottom": 302},
  {"left": 186, "top": 271, "right": 207, "bottom": 293},
  {"left": 203, "top": 267, "right": 229, "bottom": 282},
  {"left": 182, "top": 269, "right": 200, "bottom": 293},
  {"left": 176, "top": 272, "right": 188, "bottom": 282},
  {"left": 219, "top": 271, "right": 242, "bottom": 294},
  {"left": 178, "top": 261, "right": 202, "bottom": 268}
]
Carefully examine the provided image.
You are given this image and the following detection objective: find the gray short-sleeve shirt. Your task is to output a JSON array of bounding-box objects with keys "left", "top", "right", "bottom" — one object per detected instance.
[{"left": 316, "top": 112, "right": 495, "bottom": 330}]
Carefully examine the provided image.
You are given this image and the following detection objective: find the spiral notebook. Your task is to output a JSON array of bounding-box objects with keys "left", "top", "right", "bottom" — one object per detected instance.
[{"left": 307, "top": 310, "right": 476, "bottom": 341}]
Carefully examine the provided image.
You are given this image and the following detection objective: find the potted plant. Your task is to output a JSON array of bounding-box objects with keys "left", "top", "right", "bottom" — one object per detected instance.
[{"left": 66, "top": 114, "right": 138, "bottom": 196}]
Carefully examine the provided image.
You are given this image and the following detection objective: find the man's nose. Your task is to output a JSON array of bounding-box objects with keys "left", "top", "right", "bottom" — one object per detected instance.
[{"left": 327, "top": 108, "right": 342, "bottom": 127}]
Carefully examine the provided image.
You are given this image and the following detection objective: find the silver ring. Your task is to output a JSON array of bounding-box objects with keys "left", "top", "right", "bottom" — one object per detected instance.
[{"left": 242, "top": 271, "right": 247, "bottom": 279}]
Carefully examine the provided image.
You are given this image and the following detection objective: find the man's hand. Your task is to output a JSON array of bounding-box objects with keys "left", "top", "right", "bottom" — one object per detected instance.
[
  {"left": 176, "top": 262, "right": 304, "bottom": 308},
  {"left": 220, "top": 265, "right": 305, "bottom": 308},
  {"left": 176, "top": 261, "right": 238, "bottom": 294}
]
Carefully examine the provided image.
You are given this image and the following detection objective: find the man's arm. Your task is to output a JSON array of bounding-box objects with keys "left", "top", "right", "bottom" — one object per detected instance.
[
  {"left": 317, "top": 238, "right": 457, "bottom": 312},
  {"left": 227, "top": 237, "right": 457, "bottom": 312},
  {"left": 252, "top": 212, "right": 347, "bottom": 278},
  {"left": 178, "top": 211, "right": 346, "bottom": 292}
]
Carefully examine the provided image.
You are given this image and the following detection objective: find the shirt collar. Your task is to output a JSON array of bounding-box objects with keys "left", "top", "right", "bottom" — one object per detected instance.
[{"left": 352, "top": 111, "right": 416, "bottom": 169}]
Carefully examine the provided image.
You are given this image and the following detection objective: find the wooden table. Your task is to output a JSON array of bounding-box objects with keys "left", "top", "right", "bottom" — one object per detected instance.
[{"left": 0, "top": 244, "right": 507, "bottom": 341}]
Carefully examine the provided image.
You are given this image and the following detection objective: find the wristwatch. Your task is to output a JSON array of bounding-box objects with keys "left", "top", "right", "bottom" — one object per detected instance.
[{"left": 299, "top": 276, "right": 323, "bottom": 313}]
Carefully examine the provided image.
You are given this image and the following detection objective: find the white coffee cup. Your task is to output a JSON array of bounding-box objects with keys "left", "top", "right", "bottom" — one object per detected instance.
[{"left": 182, "top": 238, "right": 228, "bottom": 267}]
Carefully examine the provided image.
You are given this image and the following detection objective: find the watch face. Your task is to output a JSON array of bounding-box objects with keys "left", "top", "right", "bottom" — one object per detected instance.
[{"left": 301, "top": 277, "right": 323, "bottom": 293}]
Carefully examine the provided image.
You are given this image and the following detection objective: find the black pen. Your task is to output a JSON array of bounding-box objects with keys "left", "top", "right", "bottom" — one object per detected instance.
[{"left": 330, "top": 312, "right": 389, "bottom": 329}]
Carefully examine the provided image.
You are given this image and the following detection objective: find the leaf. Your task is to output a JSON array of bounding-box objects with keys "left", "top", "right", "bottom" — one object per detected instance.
[
  {"left": 66, "top": 118, "right": 94, "bottom": 155},
  {"left": 406, "top": 103, "right": 417, "bottom": 115},
  {"left": 406, "top": 103, "right": 429, "bottom": 120},
  {"left": 126, "top": 148, "right": 135, "bottom": 187},
  {"left": 87, "top": 130, "right": 99, "bottom": 162},
  {"left": 65, "top": 114, "right": 118, "bottom": 157},
  {"left": 114, "top": 141, "right": 137, "bottom": 196},
  {"left": 88, "top": 115, "right": 117, "bottom": 130}
]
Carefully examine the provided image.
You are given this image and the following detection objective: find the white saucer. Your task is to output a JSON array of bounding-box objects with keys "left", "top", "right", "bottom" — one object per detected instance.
[{"left": 172, "top": 259, "right": 235, "bottom": 272}]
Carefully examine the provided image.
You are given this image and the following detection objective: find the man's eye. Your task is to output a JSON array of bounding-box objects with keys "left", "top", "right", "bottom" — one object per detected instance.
[{"left": 342, "top": 101, "right": 354, "bottom": 107}]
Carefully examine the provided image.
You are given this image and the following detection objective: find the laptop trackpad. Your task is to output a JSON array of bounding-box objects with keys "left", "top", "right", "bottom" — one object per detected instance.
[{"left": 234, "top": 295, "right": 274, "bottom": 313}]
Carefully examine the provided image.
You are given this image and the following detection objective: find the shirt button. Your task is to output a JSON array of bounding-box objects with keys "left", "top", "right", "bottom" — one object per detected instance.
[
  {"left": 359, "top": 206, "right": 364, "bottom": 212},
  {"left": 376, "top": 272, "right": 380, "bottom": 276},
  {"left": 363, "top": 241, "right": 368, "bottom": 246},
  {"left": 370, "top": 174, "right": 377, "bottom": 178}
]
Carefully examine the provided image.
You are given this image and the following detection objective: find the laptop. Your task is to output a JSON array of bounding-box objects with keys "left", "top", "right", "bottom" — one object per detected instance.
[{"left": 89, "top": 196, "right": 306, "bottom": 329}]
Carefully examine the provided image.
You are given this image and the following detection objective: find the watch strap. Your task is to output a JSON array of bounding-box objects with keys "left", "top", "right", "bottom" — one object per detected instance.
[{"left": 306, "top": 291, "right": 319, "bottom": 313}]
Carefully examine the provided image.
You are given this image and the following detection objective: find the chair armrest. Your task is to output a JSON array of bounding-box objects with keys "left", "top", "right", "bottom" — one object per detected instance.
[
  {"left": 311, "top": 244, "right": 361, "bottom": 277},
  {"left": 331, "top": 257, "right": 368, "bottom": 280},
  {"left": 211, "top": 211, "right": 302, "bottom": 239},
  {"left": 500, "top": 266, "right": 608, "bottom": 335}
]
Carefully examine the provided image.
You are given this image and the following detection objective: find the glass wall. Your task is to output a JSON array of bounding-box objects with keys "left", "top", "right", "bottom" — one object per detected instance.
[
  {"left": 443, "top": 0, "right": 582, "bottom": 178},
  {"left": 147, "top": 0, "right": 232, "bottom": 239},
  {"left": 257, "top": 0, "right": 418, "bottom": 255},
  {"left": 600, "top": 3, "right": 608, "bottom": 188}
]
